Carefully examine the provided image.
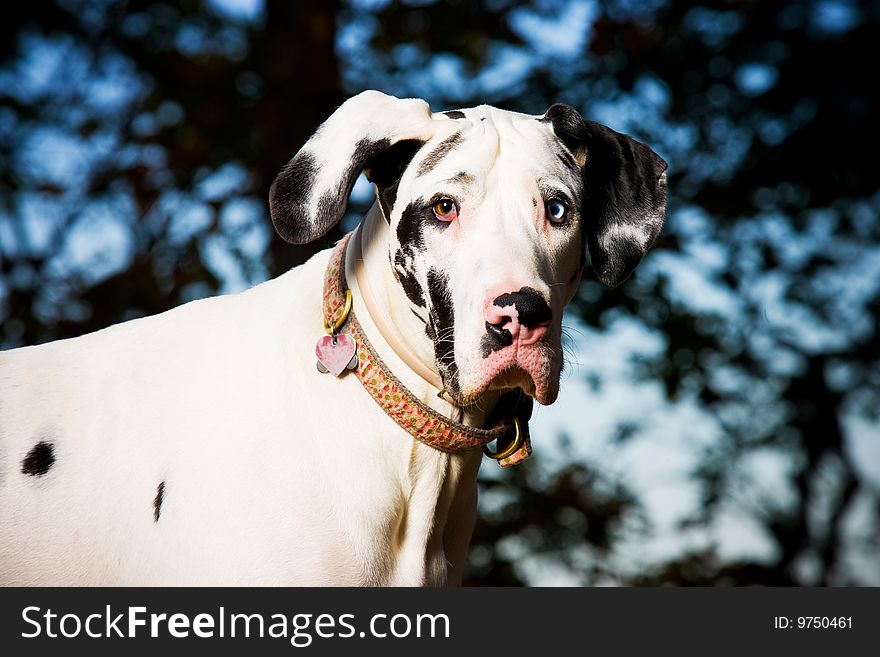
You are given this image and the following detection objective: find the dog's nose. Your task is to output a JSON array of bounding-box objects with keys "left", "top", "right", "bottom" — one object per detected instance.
[{"left": 484, "top": 288, "right": 551, "bottom": 348}]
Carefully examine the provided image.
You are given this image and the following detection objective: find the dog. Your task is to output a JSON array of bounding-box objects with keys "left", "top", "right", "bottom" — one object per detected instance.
[{"left": 0, "top": 91, "right": 666, "bottom": 585}]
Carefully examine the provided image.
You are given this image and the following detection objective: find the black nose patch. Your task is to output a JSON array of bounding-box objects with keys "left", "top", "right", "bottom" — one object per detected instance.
[
  {"left": 492, "top": 287, "right": 552, "bottom": 327},
  {"left": 481, "top": 287, "right": 552, "bottom": 357}
]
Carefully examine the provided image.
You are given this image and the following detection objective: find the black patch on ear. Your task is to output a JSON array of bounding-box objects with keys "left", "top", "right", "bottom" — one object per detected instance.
[
  {"left": 543, "top": 104, "right": 589, "bottom": 155},
  {"left": 582, "top": 121, "right": 667, "bottom": 286},
  {"left": 543, "top": 103, "right": 667, "bottom": 287},
  {"left": 270, "top": 138, "right": 392, "bottom": 244},
  {"left": 426, "top": 268, "right": 459, "bottom": 397},
  {"left": 315, "top": 137, "right": 390, "bottom": 236},
  {"left": 365, "top": 140, "right": 424, "bottom": 223},
  {"left": 153, "top": 481, "right": 165, "bottom": 522},
  {"left": 416, "top": 132, "right": 463, "bottom": 177},
  {"left": 444, "top": 110, "right": 466, "bottom": 119},
  {"left": 269, "top": 151, "right": 319, "bottom": 244},
  {"left": 21, "top": 441, "right": 54, "bottom": 476}
]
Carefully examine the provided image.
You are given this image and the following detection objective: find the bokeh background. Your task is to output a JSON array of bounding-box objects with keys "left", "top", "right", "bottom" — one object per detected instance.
[{"left": 2, "top": 0, "right": 878, "bottom": 585}]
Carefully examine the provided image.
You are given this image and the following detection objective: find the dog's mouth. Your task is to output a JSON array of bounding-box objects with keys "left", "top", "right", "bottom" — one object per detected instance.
[{"left": 453, "top": 342, "right": 560, "bottom": 407}]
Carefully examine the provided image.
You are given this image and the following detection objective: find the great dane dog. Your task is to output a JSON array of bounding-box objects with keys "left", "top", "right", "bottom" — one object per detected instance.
[{"left": 0, "top": 91, "right": 666, "bottom": 585}]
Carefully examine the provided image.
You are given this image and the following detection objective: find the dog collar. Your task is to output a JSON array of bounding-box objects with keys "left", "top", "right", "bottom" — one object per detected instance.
[
  {"left": 316, "top": 232, "right": 532, "bottom": 467},
  {"left": 351, "top": 224, "right": 447, "bottom": 392}
]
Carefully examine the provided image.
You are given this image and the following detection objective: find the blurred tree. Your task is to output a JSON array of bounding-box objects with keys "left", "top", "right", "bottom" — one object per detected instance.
[
  {"left": 0, "top": 0, "right": 343, "bottom": 346},
  {"left": 1, "top": 0, "right": 878, "bottom": 585}
]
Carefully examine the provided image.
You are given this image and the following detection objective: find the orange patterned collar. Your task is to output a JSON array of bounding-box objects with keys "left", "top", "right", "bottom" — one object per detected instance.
[{"left": 319, "top": 232, "right": 532, "bottom": 467}]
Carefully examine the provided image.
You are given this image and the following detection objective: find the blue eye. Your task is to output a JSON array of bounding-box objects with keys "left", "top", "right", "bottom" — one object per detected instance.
[{"left": 546, "top": 200, "right": 567, "bottom": 223}]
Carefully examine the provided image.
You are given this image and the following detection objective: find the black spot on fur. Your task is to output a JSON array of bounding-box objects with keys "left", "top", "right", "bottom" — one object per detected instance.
[
  {"left": 426, "top": 268, "right": 459, "bottom": 395},
  {"left": 153, "top": 481, "right": 165, "bottom": 522},
  {"left": 21, "top": 441, "right": 55, "bottom": 476},
  {"left": 393, "top": 202, "right": 429, "bottom": 308},
  {"left": 492, "top": 287, "right": 552, "bottom": 328},
  {"left": 392, "top": 195, "right": 455, "bottom": 309},
  {"left": 449, "top": 171, "right": 474, "bottom": 186},
  {"left": 416, "top": 132, "right": 463, "bottom": 177},
  {"left": 396, "top": 202, "right": 428, "bottom": 254},
  {"left": 395, "top": 260, "right": 425, "bottom": 308},
  {"left": 444, "top": 110, "right": 466, "bottom": 119}
]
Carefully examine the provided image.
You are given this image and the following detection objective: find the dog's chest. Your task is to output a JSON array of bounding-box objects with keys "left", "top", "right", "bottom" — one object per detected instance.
[{"left": 0, "top": 251, "right": 480, "bottom": 586}]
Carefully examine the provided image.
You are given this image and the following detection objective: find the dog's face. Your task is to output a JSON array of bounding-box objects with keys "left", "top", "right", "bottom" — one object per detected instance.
[
  {"left": 382, "top": 108, "right": 585, "bottom": 405},
  {"left": 269, "top": 91, "right": 666, "bottom": 407}
]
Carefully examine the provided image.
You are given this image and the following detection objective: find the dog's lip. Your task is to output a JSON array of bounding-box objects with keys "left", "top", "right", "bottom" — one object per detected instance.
[{"left": 458, "top": 343, "right": 558, "bottom": 406}]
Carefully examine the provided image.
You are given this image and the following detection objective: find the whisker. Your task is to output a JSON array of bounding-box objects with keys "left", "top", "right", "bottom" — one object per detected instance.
[{"left": 561, "top": 322, "right": 586, "bottom": 340}]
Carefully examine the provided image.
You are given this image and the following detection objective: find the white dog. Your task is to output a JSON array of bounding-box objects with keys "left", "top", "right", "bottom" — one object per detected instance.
[{"left": 0, "top": 91, "right": 666, "bottom": 585}]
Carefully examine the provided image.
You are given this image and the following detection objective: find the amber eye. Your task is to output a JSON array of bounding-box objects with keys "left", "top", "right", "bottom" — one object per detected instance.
[{"left": 432, "top": 198, "right": 458, "bottom": 222}]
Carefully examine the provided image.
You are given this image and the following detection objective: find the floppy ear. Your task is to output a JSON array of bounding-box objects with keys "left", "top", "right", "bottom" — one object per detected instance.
[
  {"left": 544, "top": 104, "right": 667, "bottom": 287},
  {"left": 269, "top": 90, "right": 436, "bottom": 244}
]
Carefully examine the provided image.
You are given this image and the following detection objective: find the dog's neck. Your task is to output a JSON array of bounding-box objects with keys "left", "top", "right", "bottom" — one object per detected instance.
[{"left": 345, "top": 202, "right": 500, "bottom": 428}]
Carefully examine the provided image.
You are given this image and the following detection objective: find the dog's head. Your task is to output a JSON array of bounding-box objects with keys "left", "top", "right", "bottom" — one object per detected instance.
[{"left": 270, "top": 91, "right": 666, "bottom": 406}]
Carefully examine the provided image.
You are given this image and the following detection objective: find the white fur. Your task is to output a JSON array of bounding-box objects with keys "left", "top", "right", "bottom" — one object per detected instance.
[{"left": 0, "top": 240, "right": 485, "bottom": 585}]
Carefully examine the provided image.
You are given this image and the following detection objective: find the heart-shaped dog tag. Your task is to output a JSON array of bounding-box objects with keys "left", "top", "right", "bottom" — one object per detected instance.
[{"left": 315, "top": 333, "right": 357, "bottom": 377}]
